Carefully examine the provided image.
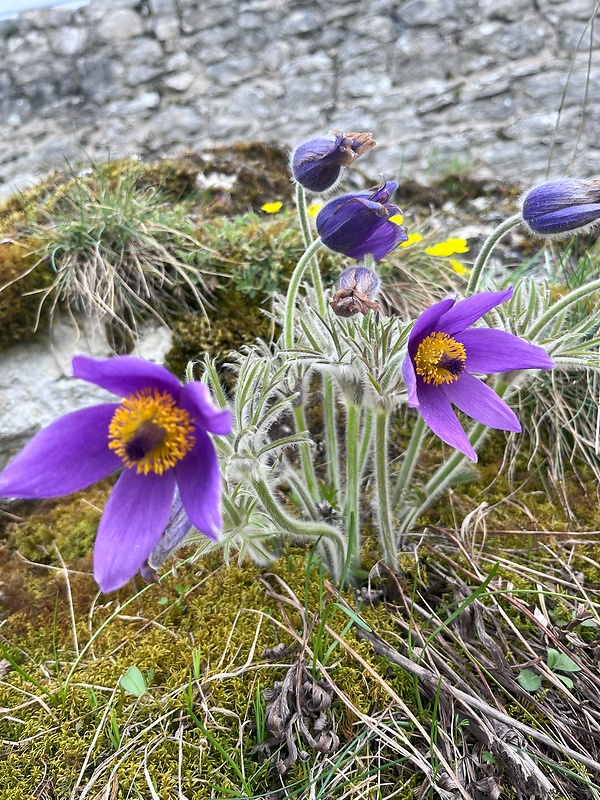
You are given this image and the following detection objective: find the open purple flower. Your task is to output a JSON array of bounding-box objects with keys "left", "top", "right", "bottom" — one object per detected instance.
[
  {"left": 292, "top": 130, "right": 376, "bottom": 192},
  {"left": 0, "top": 355, "right": 232, "bottom": 593},
  {"left": 521, "top": 179, "right": 600, "bottom": 236},
  {"left": 402, "top": 288, "right": 554, "bottom": 461},
  {"left": 316, "top": 181, "right": 408, "bottom": 261}
]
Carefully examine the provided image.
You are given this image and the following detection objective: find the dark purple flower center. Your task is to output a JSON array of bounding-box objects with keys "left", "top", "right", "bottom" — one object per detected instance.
[
  {"left": 414, "top": 332, "right": 467, "bottom": 386},
  {"left": 108, "top": 389, "right": 196, "bottom": 475},
  {"left": 124, "top": 421, "right": 168, "bottom": 462}
]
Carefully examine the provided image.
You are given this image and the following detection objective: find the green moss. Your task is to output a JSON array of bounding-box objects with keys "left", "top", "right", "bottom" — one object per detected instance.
[
  {"left": 166, "top": 291, "right": 273, "bottom": 382},
  {"left": 0, "top": 241, "right": 54, "bottom": 349}
]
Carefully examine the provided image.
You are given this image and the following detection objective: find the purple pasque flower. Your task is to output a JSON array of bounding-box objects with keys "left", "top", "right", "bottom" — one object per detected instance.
[
  {"left": 521, "top": 179, "right": 600, "bottom": 236},
  {"left": 402, "top": 288, "right": 554, "bottom": 462},
  {"left": 316, "top": 181, "right": 408, "bottom": 261},
  {"left": 0, "top": 355, "right": 232, "bottom": 593},
  {"left": 292, "top": 130, "right": 376, "bottom": 192}
]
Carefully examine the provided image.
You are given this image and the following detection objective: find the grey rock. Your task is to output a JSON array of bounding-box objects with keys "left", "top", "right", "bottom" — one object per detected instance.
[
  {"left": 397, "top": 0, "right": 460, "bottom": 28},
  {"left": 49, "top": 26, "right": 88, "bottom": 56},
  {"left": 149, "top": 0, "right": 179, "bottom": 14},
  {"left": 0, "top": 0, "right": 598, "bottom": 195},
  {"left": 155, "top": 17, "right": 181, "bottom": 40},
  {"left": 165, "top": 52, "right": 191, "bottom": 72},
  {"left": 96, "top": 9, "right": 144, "bottom": 42},
  {"left": 163, "top": 72, "right": 196, "bottom": 91},
  {"left": 0, "top": 319, "right": 173, "bottom": 469},
  {"left": 180, "top": 5, "right": 236, "bottom": 34},
  {"left": 281, "top": 10, "right": 323, "bottom": 35}
]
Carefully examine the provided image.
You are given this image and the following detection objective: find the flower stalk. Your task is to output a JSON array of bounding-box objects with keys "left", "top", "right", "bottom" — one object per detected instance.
[
  {"left": 392, "top": 414, "right": 427, "bottom": 508},
  {"left": 345, "top": 403, "right": 361, "bottom": 573},
  {"left": 466, "top": 214, "right": 521, "bottom": 295},
  {"left": 374, "top": 410, "right": 398, "bottom": 569},
  {"left": 284, "top": 237, "right": 323, "bottom": 349},
  {"left": 252, "top": 477, "right": 344, "bottom": 581}
]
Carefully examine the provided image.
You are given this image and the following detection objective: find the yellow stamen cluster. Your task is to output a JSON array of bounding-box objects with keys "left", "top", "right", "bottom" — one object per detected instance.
[
  {"left": 108, "top": 389, "right": 195, "bottom": 475},
  {"left": 414, "top": 332, "right": 467, "bottom": 386}
]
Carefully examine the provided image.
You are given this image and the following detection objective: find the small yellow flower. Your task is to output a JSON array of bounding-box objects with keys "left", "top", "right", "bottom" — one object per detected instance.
[
  {"left": 306, "top": 202, "right": 323, "bottom": 218},
  {"left": 400, "top": 232, "right": 423, "bottom": 248},
  {"left": 449, "top": 259, "right": 472, "bottom": 277},
  {"left": 425, "top": 237, "right": 469, "bottom": 257},
  {"left": 261, "top": 201, "right": 283, "bottom": 213},
  {"left": 388, "top": 213, "right": 404, "bottom": 225}
]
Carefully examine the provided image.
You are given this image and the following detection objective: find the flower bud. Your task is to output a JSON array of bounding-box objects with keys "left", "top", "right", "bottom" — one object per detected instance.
[
  {"left": 148, "top": 488, "right": 193, "bottom": 568},
  {"left": 330, "top": 266, "right": 381, "bottom": 317},
  {"left": 521, "top": 179, "right": 600, "bottom": 236},
  {"left": 316, "top": 181, "right": 408, "bottom": 260},
  {"left": 291, "top": 130, "right": 376, "bottom": 192}
]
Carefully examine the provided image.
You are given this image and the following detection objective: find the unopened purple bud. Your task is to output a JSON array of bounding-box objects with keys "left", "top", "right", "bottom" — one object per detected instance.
[
  {"left": 330, "top": 266, "right": 381, "bottom": 317},
  {"left": 148, "top": 487, "right": 193, "bottom": 568},
  {"left": 292, "top": 130, "right": 376, "bottom": 192},
  {"left": 521, "top": 179, "right": 600, "bottom": 236}
]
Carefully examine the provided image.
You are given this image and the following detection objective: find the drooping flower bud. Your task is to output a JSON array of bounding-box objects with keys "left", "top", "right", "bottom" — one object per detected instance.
[
  {"left": 330, "top": 267, "right": 381, "bottom": 317},
  {"left": 147, "top": 487, "right": 193, "bottom": 569},
  {"left": 316, "top": 181, "right": 408, "bottom": 261},
  {"left": 521, "top": 179, "right": 600, "bottom": 236},
  {"left": 291, "top": 130, "right": 376, "bottom": 192}
]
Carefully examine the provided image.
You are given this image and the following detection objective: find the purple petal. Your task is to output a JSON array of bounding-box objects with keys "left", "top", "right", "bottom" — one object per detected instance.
[
  {"left": 416, "top": 381, "right": 477, "bottom": 462},
  {"left": 0, "top": 404, "right": 121, "bottom": 498},
  {"left": 437, "top": 288, "right": 514, "bottom": 336},
  {"left": 175, "top": 431, "right": 223, "bottom": 542},
  {"left": 93, "top": 468, "right": 176, "bottom": 593},
  {"left": 178, "top": 382, "right": 233, "bottom": 436},
  {"left": 408, "top": 297, "right": 456, "bottom": 353},
  {"left": 316, "top": 183, "right": 405, "bottom": 260},
  {"left": 525, "top": 205, "right": 600, "bottom": 234},
  {"left": 371, "top": 180, "right": 399, "bottom": 204},
  {"left": 73, "top": 355, "right": 181, "bottom": 398},
  {"left": 402, "top": 354, "right": 419, "bottom": 406},
  {"left": 456, "top": 329, "right": 555, "bottom": 373},
  {"left": 442, "top": 373, "right": 521, "bottom": 432},
  {"left": 317, "top": 200, "right": 382, "bottom": 257},
  {"left": 350, "top": 220, "right": 408, "bottom": 261}
]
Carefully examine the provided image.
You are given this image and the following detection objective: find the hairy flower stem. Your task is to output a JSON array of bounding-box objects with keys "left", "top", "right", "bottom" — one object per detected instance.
[
  {"left": 528, "top": 277, "right": 600, "bottom": 339},
  {"left": 363, "top": 253, "right": 375, "bottom": 271},
  {"left": 295, "top": 185, "right": 340, "bottom": 494},
  {"left": 293, "top": 404, "right": 319, "bottom": 503},
  {"left": 467, "top": 214, "right": 522, "bottom": 295},
  {"left": 345, "top": 403, "right": 361, "bottom": 573},
  {"left": 284, "top": 237, "right": 323, "bottom": 349},
  {"left": 296, "top": 183, "right": 325, "bottom": 311},
  {"left": 323, "top": 374, "right": 340, "bottom": 494},
  {"left": 399, "top": 423, "right": 486, "bottom": 534},
  {"left": 392, "top": 415, "right": 426, "bottom": 509},
  {"left": 358, "top": 408, "right": 373, "bottom": 476},
  {"left": 374, "top": 410, "right": 398, "bottom": 568},
  {"left": 284, "top": 235, "right": 323, "bottom": 503},
  {"left": 252, "top": 477, "right": 344, "bottom": 581}
]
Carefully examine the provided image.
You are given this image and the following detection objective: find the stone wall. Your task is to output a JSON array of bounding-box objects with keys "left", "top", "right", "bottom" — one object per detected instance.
[{"left": 1, "top": 0, "right": 599, "bottom": 198}]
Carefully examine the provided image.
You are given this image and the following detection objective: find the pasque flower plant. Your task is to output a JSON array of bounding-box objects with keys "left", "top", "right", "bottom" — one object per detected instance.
[
  {"left": 0, "top": 355, "right": 232, "bottom": 592},
  {"left": 4, "top": 123, "right": 595, "bottom": 598}
]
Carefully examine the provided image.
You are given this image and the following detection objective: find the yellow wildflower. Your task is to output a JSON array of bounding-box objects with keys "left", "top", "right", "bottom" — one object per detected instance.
[
  {"left": 425, "top": 237, "right": 469, "bottom": 257},
  {"left": 261, "top": 201, "right": 283, "bottom": 213},
  {"left": 400, "top": 232, "right": 423, "bottom": 248}
]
